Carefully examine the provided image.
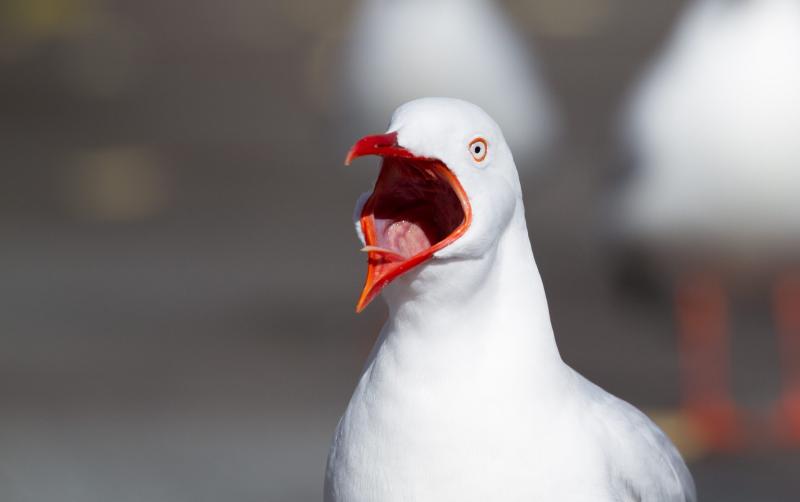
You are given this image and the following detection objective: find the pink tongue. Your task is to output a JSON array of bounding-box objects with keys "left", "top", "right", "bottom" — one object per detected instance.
[{"left": 381, "top": 220, "right": 431, "bottom": 259}]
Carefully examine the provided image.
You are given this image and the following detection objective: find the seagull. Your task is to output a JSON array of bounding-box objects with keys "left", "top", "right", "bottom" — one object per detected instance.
[
  {"left": 340, "top": 0, "right": 559, "bottom": 168},
  {"left": 616, "top": 0, "right": 800, "bottom": 449},
  {"left": 325, "top": 98, "right": 695, "bottom": 502}
]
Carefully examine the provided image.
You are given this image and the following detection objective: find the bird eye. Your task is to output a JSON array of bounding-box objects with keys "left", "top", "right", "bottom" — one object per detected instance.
[{"left": 469, "top": 138, "right": 488, "bottom": 162}]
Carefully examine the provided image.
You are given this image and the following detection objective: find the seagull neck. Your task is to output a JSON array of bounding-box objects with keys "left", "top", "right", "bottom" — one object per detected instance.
[{"left": 376, "top": 209, "right": 563, "bottom": 374}]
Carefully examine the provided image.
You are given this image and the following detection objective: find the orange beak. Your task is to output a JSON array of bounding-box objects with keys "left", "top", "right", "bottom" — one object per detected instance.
[{"left": 346, "top": 132, "right": 472, "bottom": 312}]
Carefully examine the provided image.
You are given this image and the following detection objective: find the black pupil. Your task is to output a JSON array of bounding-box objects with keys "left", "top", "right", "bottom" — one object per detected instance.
[{"left": 474, "top": 145, "right": 481, "bottom": 153}]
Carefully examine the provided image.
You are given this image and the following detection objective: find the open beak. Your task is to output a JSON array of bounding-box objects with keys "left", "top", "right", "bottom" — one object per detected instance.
[{"left": 346, "top": 132, "right": 472, "bottom": 312}]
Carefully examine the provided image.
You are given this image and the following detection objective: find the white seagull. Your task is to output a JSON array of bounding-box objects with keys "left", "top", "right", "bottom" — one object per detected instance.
[
  {"left": 616, "top": 0, "right": 800, "bottom": 449},
  {"left": 340, "top": 0, "right": 559, "bottom": 168},
  {"left": 325, "top": 98, "right": 695, "bottom": 502}
]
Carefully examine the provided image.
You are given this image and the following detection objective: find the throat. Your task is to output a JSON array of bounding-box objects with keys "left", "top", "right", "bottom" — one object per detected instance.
[{"left": 372, "top": 221, "right": 563, "bottom": 381}]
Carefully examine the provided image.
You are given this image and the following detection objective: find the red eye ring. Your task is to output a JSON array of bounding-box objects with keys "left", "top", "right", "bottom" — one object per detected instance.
[{"left": 469, "top": 138, "right": 488, "bottom": 162}]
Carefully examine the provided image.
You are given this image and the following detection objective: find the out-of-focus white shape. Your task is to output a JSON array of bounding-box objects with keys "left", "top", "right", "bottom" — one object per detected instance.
[
  {"left": 342, "top": 0, "right": 560, "bottom": 167},
  {"left": 620, "top": 0, "right": 800, "bottom": 258}
]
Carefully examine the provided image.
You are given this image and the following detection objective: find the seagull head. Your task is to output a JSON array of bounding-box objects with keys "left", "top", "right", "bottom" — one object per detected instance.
[{"left": 346, "top": 97, "right": 523, "bottom": 312}]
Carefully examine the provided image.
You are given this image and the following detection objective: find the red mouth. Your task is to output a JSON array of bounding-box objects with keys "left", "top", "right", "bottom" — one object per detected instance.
[{"left": 346, "top": 132, "right": 472, "bottom": 312}]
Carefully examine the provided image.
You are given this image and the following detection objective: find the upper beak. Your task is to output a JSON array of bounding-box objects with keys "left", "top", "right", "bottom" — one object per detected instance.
[{"left": 345, "top": 132, "right": 413, "bottom": 165}]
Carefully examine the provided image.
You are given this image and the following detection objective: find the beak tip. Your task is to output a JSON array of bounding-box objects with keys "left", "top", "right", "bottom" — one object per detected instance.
[
  {"left": 344, "top": 147, "right": 360, "bottom": 166},
  {"left": 355, "top": 289, "right": 373, "bottom": 313},
  {"left": 344, "top": 132, "right": 402, "bottom": 167}
]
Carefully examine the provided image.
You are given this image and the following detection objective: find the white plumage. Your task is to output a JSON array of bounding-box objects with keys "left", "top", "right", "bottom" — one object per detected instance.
[
  {"left": 619, "top": 0, "right": 800, "bottom": 260},
  {"left": 341, "top": 0, "right": 559, "bottom": 168},
  {"left": 326, "top": 98, "right": 694, "bottom": 502}
]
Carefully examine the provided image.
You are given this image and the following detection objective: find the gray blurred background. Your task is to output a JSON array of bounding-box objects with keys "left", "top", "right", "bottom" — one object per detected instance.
[{"left": 1, "top": 0, "right": 798, "bottom": 501}]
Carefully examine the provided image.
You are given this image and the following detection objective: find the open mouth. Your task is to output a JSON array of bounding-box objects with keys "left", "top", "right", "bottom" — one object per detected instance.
[{"left": 346, "top": 133, "right": 472, "bottom": 311}]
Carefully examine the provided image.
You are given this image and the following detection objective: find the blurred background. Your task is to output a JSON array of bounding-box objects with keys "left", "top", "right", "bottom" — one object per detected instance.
[{"left": 1, "top": 0, "right": 799, "bottom": 500}]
